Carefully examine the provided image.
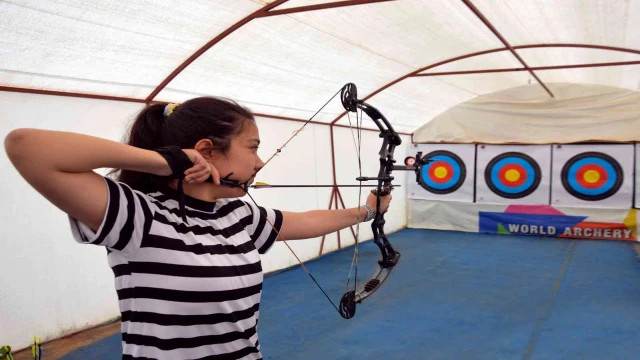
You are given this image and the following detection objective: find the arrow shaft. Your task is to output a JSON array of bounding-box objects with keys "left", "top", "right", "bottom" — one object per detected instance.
[{"left": 249, "top": 184, "right": 402, "bottom": 189}]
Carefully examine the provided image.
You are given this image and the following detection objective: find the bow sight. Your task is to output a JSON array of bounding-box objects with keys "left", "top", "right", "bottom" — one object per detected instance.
[{"left": 402, "top": 152, "right": 435, "bottom": 184}]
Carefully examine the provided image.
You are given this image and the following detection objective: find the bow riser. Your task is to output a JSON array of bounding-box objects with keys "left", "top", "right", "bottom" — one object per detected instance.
[{"left": 373, "top": 136, "right": 400, "bottom": 267}]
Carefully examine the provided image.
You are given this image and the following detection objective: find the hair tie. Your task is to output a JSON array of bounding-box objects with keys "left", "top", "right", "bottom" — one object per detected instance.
[{"left": 164, "top": 103, "right": 179, "bottom": 117}]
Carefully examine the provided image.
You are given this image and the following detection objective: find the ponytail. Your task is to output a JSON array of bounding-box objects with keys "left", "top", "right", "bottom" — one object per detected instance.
[
  {"left": 106, "top": 104, "right": 166, "bottom": 193},
  {"left": 130, "top": 104, "right": 166, "bottom": 152}
]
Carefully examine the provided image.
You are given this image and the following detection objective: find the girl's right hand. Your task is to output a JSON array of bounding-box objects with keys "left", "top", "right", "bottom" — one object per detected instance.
[{"left": 182, "top": 149, "right": 220, "bottom": 185}]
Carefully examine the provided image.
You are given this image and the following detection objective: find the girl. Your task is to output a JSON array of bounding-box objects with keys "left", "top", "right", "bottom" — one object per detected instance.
[{"left": 4, "top": 96, "right": 391, "bottom": 360}]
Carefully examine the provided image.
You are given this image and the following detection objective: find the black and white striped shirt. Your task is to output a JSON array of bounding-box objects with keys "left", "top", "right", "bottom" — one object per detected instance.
[{"left": 69, "top": 176, "right": 283, "bottom": 360}]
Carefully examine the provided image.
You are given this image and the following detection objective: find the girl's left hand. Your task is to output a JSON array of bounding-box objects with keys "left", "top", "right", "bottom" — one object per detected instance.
[
  {"left": 182, "top": 149, "right": 220, "bottom": 185},
  {"left": 365, "top": 190, "right": 392, "bottom": 215}
]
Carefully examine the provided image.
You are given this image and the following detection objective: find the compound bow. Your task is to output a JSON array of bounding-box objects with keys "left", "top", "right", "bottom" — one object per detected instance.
[{"left": 220, "top": 83, "right": 430, "bottom": 319}]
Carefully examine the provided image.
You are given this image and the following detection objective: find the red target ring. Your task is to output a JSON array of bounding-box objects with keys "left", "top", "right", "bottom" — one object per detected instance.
[
  {"left": 428, "top": 161, "right": 454, "bottom": 184},
  {"left": 575, "top": 164, "right": 607, "bottom": 189},
  {"left": 497, "top": 163, "right": 527, "bottom": 188}
]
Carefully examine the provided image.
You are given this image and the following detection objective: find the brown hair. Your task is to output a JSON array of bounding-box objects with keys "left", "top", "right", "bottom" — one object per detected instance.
[{"left": 109, "top": 96, "right": 254, "bottom": 193}]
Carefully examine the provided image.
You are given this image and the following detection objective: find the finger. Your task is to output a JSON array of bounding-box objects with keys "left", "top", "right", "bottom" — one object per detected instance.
[
  {"left": 184, "top": 167, "right": 199, "bottom": 176},
  {"left": 184, "top": 161, "right": 206, "bottom": 176},
  {"left": 186, "top": 168, "right": 210, "bottom": 183},
  {"left": 193, "top": 168, "right": 213, "bottom": 182},
  {"left": 185, "top": 162, "right": 207, "bottom": 176}
]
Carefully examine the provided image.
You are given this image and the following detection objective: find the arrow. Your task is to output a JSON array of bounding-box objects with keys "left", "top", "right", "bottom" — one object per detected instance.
[{"left": 249, "top": 182, "right": 401, "bottom": 189}]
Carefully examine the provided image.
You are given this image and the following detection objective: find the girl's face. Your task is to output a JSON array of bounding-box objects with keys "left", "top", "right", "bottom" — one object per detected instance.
[{"left": 208, "top": 119, "right": 264, "bottom": 196}]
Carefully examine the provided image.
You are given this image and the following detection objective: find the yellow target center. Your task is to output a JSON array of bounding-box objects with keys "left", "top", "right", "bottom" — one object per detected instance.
[
  {"left": 583, "top": 170, "right": 600, "bottom": 183},
  {"left": 505, "top": 169, "right": 521, "bottom": 182},
  {"left": 434, "top": 167, "right": 448, "bottom": 179}
]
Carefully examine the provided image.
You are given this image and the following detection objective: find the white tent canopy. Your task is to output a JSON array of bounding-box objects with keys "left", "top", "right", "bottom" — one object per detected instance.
[
  {"left": 1, "top": 0, "right": 639, "bottom": 132},
  {"left": 413, "top": 82, "right": 640, "bottom": 144}
]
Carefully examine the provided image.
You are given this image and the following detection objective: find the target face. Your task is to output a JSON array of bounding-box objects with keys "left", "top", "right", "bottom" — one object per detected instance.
[
  {"left": 418, "top": 150, "right": 466, "bottom": 194},
  {"left": 561, "top": 152, "right": 623, "bottom": 201},
  {"left": 484, "top": 152, "right": 541, "bottom": 199}
]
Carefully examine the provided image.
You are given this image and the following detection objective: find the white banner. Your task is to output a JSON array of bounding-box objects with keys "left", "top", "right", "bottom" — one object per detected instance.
[
  {"left": 551, "top": 144, "right": 634, "bottom": 209},
  {"left": 408, "top": 199, "right": 638, "bottom": 242},
  {"left": 475, "top": 144, "right": 551, "bottom": 205},
  {"left": 407, "top": 143, "right": 475, "bottom": 202}
]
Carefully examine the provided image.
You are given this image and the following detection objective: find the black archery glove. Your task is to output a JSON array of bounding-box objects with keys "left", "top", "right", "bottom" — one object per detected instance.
[
  {"left": 154, "top": 145, "right": 194, "bottom": 222},
  {"left": 155, "top": 145, "right": 193, "bottom": 179}
]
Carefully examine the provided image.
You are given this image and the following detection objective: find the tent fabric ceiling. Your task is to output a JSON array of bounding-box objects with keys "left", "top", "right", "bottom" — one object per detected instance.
[
  {"left": 412, "top": 82, "right": 640, "bottom": 144},
  {"left": 1, "top": 0, "right": 639, "bottom": 132}
]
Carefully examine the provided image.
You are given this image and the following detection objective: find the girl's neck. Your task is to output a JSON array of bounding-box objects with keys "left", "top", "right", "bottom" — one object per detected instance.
[{"left": 168, "top": 180, "right": 218, "bottom": 203}]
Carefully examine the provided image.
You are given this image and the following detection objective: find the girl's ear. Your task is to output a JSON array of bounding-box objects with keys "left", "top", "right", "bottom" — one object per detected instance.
[{"left": 193, "top": 138, "right": 216, "bottom": 158}]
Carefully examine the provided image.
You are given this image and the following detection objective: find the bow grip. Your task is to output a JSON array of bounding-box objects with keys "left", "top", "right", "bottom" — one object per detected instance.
[{"left": 371, "top": 189, "right": 391, "bottom": 197}]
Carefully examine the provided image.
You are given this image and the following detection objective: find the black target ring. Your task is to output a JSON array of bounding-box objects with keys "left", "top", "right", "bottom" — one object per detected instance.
[
  {"left": 484, "top": 152, "right": 541, "bottom": 199},
  {"left": 560, "top": 151, "right": 623, "bottom": 201},
  {"left": 418, "top": 150, "right": 467, "bottom": 194}
]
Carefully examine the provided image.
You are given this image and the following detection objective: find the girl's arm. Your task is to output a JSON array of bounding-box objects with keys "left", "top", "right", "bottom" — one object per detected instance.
[
  {"left": 4, "top": 128, "right": 171, "bottom": 231},
  {"left": 279, "top": 207, "right": 369, "bottom": 241}
]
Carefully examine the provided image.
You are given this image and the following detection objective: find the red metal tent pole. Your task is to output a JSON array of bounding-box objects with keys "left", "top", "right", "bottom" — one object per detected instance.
[
  {"left": 461, "top": 0, "right": 554, "bottom": 98},
  {"left": 413, "top": 60, "right": 640, "bottom": 77},
  {"left": 257, "top": 0, "right": 395, "bottom": 18}
]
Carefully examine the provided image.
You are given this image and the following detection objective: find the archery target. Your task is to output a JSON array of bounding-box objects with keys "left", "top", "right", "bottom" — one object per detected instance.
[
  {"left": 485, "top": 152, "right": 541, "bottom": 199},
  {"left": 418, "top": 150, "right": 466, "bottom": 194},
  {"left": 561, "top": 152, "right": 622, "bottom": 201},
  {"left": 476, "top": 145, "right": 551, "bottom": 205},
  {"left": 408, "top": 144, "right": 475, "bottom": 202},
  {"left": 552, "top": 144, "right": 633, "bottom": 208}
]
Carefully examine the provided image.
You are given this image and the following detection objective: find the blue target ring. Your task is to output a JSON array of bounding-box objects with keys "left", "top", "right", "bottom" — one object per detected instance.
[
  {"left": 484, "top": 152, "right": 541, "bottom": 199},
  {"left": 561, "top": 152, "right": 622, "bottom": 201},
  {"left": 418, "top": 150, "right": 466, "bottom": 194}
]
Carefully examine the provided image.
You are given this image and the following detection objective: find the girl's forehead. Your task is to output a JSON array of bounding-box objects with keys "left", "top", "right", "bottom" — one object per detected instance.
[
  {"left": 234, "top": 121, "right": 260, "bottom": 144},
  {"left": 240, "top": 121, "right": 259, "bottom": 138}
]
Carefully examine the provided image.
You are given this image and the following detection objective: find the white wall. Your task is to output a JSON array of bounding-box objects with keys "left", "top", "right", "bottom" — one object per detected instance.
[
  {"left": 0, "top": 92, "right": 145, "bottom": 350},
  {"left": 0, "top": 92, "right": 411, "bottom": 350}
]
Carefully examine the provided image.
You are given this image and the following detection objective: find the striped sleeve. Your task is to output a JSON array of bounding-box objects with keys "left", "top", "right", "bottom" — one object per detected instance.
[
  {"left": 243, "top": 201, "right": 283, "bottom": 254},
  {"left": 68, "top": 176, "right": 156, "bottom": 256}
]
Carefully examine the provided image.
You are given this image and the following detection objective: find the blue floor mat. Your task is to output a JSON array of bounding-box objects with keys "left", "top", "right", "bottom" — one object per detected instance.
[{"left": 62, "top": 229, "right": 640, "bottom": 360}]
